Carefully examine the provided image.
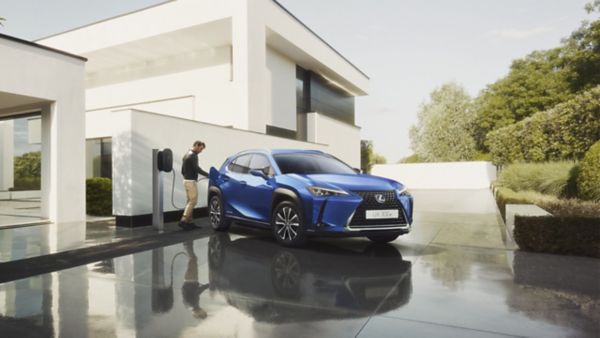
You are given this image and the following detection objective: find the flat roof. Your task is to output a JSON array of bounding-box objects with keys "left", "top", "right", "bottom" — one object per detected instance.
[
  {"left": 272, "top": 0, "right": 369, "bottom": 79},
  {"left": 0, "top": 33, "right": 87, "bottom": 62},
  {"left": 33, "top": 0, "right": 366, "bottom": 79}
]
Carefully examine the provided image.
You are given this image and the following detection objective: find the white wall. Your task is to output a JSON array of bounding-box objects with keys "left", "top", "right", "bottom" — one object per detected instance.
[
  {"left": 266, "top": 47, "right": 296, "bottom": 131},
  {"left": 372, "top": 162, "right": 497, "bottom": 190},
  {"left": 307, "top": 112, "right": 361, "bottom": 168},
  {"left": 85, "top": 46, "right": 236, "bottom": 126},
  {"left": 0, "top": 38, "right": 86, "bottom": 223},
  {"left": 110, "top": 109, "right": 330, "bottom": 216},
  {"left": 0, "top": 121, "right": 14, "bottom": 191}
]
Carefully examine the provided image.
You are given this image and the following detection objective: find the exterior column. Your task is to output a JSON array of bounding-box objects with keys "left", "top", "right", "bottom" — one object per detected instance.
[
  {"left": 232, "top": 0, "right": 268, "bottom": 132},
  {"left": 41, "top": 97, "right": 86, "bottom": 223},
  {"left": 0, "top": 120, "right": 14, "bottom": 191}
]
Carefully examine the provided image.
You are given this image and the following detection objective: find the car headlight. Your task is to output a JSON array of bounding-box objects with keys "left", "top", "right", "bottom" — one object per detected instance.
[
  {"left": 308, "top": 186, "right": 349, "bottom": 197},
  {"left": 397, "top": 187, "right": 411, "bottom": 196}
]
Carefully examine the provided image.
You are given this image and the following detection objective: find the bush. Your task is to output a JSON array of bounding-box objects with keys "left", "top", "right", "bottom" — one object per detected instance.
[
  {"left": 10, "top": 177, "right": 41, "bottom": 191},
  {"left": 497, "top": 161, "right": 577, "bottom": 198},
  {"left": 86, "top": 177, "right": 112, "bottom": 216},
  {"left": 538, "top": 199, "right": 600, "bottom": 218},
  {"left": 494, "top": 187, "right": 556, "bottom": 220},
  {"left": 514, "top": 216, "right": 600, "bottom": 258},
  {"left": 487, "top": 86, "right": 600, "bottom": 165},
  {"left": 399, "top": 154, "right": 422, "bottom": 163},
  {"left": 577, "top": 141, "right": 600, "bottom": 201}
]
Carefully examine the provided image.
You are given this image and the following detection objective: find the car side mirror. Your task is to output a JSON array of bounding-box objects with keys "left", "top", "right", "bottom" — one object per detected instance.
[
  {"left": 250, "top": 169, "right": 268, "bottom": 180},
  {"left": 353, "top": 168, "right": 362, "bottom": 174}
]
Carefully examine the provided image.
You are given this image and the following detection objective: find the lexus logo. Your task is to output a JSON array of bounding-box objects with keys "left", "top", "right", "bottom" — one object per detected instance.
[{"left": 374, "top": 194, "right": 386, "bottom": 204}]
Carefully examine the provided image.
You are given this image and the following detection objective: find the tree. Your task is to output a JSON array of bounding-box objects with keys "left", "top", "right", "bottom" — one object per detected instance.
[
  {"left": 409, "top": 82, "right": 477, "bottom": 162},
  {"left": 585, "top": 0, "right": 600, "bottom": 13},
  {"left": 14, "top": 151, "right": 41, "bottom": 178},
  {"left": 361, "top": 140, "right": 387, "bottom": 173},
  {"left": 473, "top": 7, "right": 600, "bottom": 151},
  {"left": 0, "top": 17, "right": 5, "bottom": 26},
  {"left": 473, "top": 49, "right": 573, "bottom": 150}
]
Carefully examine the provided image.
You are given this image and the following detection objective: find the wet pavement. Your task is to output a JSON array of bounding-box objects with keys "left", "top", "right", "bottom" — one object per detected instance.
[{"left": 0, "top": 190, "right": 598, "bottom": 337}]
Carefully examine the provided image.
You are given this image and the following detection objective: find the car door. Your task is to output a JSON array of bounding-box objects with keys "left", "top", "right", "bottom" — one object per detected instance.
[
  {"left": 221, "top": 154, "right": 253, "bottom": 218},
  {"left": 243, "top": 154, "right": 276, "bottom": 223}
]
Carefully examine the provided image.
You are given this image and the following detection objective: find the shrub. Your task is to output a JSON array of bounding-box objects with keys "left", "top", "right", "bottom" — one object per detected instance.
[
  {"left": 10, "top": 177, "right": 41, "bottom": 191},
  {"left": 487, "top": 85, "right": 600, "bottom": 165},
  {"left": 577, "top": 141, "right": 600, "bottom": 201},
  {"left": 538, "top": 199, "right": 600, "bottom": 218},
  {"left": 494, "top": 187, "right": 556, "bottom": 220},
  {"left": 86, "top": 177, "right": 112, "bottom": 216},
  {"left": 497, "top": 161, "right": 577, "bottom": 198},
  {"left": 399, "top": 154, "right": 422, "bottom": 163},
  {"left": 514, "top": 216, "right": 600, "bottom": 258}
]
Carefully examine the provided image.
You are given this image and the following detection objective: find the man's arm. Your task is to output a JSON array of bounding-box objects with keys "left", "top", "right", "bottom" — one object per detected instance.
[{"left": 197, "top": 165, "right": 209, "bottom": 178}]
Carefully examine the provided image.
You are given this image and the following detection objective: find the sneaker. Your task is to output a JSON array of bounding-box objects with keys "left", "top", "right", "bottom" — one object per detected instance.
[{"left": 178, "top": 221, "right": 193, "bottom": 230}]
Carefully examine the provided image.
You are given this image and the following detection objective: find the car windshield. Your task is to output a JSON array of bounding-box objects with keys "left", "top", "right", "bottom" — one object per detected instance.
[{"left": 273, "top": 153, "right": 356, "bottom": 175}]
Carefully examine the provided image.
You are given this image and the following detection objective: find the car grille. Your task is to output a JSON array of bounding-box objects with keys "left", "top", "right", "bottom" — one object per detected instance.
[{"left": 348, "top": 191, "right": 406, "bottom": 229}]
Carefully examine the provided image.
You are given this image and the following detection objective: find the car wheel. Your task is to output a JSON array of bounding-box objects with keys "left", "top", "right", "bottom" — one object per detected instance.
[
  {"left": 367, "top": 234, "right": 400, "bottom": 243},
  {"left": 209, "top": 194, "right": 231, "bottom": 231},
  {"left": 272, "top": 201, "right": 307, "bottom": 247}
]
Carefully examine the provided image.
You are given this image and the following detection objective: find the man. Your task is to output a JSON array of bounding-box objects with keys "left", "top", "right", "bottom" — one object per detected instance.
[
  {"left": 181, "top": 240, "right": 210, "bottom": 319},
  {"left": 179, "top": 141, "right": 209, "bottom": 229}
]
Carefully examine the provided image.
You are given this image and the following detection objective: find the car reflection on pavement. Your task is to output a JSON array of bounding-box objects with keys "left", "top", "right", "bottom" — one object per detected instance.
[{"left": 207, "top": 233, "right": 413, "bottom": 323}]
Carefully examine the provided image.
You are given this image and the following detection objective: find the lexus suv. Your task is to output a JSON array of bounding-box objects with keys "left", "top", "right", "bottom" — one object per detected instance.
[{"left": 208, "top": 149, "right": 413, "bottom": 247}]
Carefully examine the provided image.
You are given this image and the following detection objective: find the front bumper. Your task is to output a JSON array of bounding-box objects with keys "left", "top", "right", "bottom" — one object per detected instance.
[{"left": 305, "top": 191, "right": 413, "bottom": 236}]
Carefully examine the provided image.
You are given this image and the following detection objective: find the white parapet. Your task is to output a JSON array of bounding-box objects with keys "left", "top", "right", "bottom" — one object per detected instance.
[{"left": 371, "top": 162, "right": 497, "bottom": 190}]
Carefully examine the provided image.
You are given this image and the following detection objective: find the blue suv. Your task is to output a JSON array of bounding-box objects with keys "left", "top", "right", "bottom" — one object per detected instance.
[{"left": 208, "top": 149, "right": 413, "bottom": 247}]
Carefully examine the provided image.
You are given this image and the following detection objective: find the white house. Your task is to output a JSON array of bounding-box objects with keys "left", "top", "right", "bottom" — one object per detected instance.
[
  {"left": 38, "top": 0, "right": 370, "bottom": 226},
  {"left": 0, "top": 33, "right": 86, "bottom": 224}
]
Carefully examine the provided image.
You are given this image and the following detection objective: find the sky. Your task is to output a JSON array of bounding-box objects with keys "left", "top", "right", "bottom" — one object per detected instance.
[{"left": 1, "top": 0, "right": 597, "bottom": 162}]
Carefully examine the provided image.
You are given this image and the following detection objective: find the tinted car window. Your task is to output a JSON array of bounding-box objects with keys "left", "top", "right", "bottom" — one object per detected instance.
[
  {"left": 249, "top": 154, "right": 273, "bottom": 176},
  {"left": 273, "top": 153, "right": 356, "bottom": 175},
  {"left": 229, "top": 154, "right": 252, "bottom": 174}
]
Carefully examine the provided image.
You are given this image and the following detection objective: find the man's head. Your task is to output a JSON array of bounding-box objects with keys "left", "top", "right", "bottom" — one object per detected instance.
[{"left": 192, "top": 141, "right": 206, "bottom": 154}]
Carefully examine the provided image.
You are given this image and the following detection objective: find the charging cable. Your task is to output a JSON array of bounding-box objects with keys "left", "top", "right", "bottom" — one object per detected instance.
[{"left": 170, "top": 170, "right": 209, "bottom": 210}]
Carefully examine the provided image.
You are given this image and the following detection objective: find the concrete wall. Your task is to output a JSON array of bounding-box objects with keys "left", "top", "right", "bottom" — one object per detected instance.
[
  {"left": 0, "top": 37, "right": 86, "bottom": 223},
  {"left": 372, "top": 162, "right": 497, "bottom": 190},
  {"left": 266, "top": 47, "right": 296, "bottom": 131},
  {"left": 0, "top": 121, "right": 14, "bottom": 191},
  {"left": 109, "top": 109, "right": 330, "bottom": 216},
  {"left": 307, "top": 112, "right": 361, "bottom": 168},
  {"left": 85, "top": 46, "right": 237, "bottom": 126}
]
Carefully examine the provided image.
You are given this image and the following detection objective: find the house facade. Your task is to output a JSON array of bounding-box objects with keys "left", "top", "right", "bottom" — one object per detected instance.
[{"left": 38, "top": 0, "right": 369, "bottom": 225}]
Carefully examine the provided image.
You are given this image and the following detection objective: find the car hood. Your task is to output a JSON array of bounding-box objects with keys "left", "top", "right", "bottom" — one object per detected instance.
[{"left": 291, "top": 173, "right": 404, "bottom": 192}]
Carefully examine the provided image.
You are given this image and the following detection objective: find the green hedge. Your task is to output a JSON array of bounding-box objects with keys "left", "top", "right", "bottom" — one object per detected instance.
[
  {"left": 86, "top": 177, "right": 112, "bottom": 216},
  {"left": 494, "top": 187, "right": 555, "bottom": 220},
  {"left": 577, "top": 141, "right": 600, "bottom": 201},
  {"left": 487, "top": 85, "right": 600, "bottom": 165},
  {"left": 497, "top": 162, "right": 577, "bottom": 198},
  {"left": 10, "top": 177, "right": 41, "bottom": 191},
  {"left": 514, "top": 216, "right": 600, "bottom": 258}
]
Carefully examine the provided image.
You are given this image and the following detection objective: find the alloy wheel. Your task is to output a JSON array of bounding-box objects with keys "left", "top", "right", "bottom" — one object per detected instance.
[{"left": 275, "top": 206, "right": 300, "bottom": 241}]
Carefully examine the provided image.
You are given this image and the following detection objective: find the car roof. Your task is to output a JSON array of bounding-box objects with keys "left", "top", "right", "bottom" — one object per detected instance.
[{"left": 235, "top": 149, "right": 326, "bottom": 156}]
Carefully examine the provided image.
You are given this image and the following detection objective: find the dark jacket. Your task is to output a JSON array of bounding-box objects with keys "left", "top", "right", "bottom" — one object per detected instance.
[{"left": 181, "top": 150, "right": 209, "bottom": 180}]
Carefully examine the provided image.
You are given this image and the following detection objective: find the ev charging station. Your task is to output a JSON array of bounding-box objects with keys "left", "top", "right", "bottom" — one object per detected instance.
[{"left": 152, "top": 148, "right": 173, "bottom": 231}]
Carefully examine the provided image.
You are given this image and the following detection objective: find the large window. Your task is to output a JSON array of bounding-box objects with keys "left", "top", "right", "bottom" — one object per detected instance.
[
  {"left": 296, "top": 66, "right": 356, "bottom": 129},
  {"left": 86, "top": 138, "right": 112, "bottom": 179}
]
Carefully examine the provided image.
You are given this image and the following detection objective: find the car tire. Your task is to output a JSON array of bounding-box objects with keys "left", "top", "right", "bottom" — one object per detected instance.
[
  {"left": 367, "top": 234, "right": 400, "bottom": 243},
  {"left": 209, "top": 194, "right": 231, "bottom": 231},
  {"left": 271, "top": 201, "right": 307, "bottom": 247}
]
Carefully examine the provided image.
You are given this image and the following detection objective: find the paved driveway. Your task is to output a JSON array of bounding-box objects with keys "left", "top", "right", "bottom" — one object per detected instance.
[{"left": 0, "top": 189, "right": 598, "bottom": 337}]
